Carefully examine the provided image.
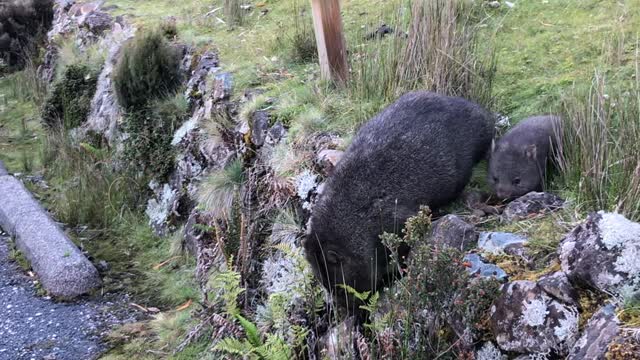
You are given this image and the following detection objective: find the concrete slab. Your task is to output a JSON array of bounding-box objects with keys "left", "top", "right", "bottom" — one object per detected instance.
[{"left": 0, "top": 175, "right": 101, "bottom": 298}]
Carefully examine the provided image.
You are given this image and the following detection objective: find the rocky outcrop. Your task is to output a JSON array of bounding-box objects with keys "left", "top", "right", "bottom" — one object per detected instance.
[
  {"left": 80, "top": 19, "right": 135, "bottom": 146},
  {"left": 490, "top": 280, "right": 579, "bottom": 356},
  {"left": 503, "top": 192, "right": 564, "bottom": 222},
  {"left": 559, "top": 211, "right": 640, "bottom": 298}
]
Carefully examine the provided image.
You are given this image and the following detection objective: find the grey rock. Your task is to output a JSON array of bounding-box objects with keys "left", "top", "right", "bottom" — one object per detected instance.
[
  {"left": 251, "top": 110, "right": 270, "bottom": 147},
  {"left": 80, "top": 10, "right": 113, "bottom": 35},
  {"left": 559, "top": 211, "right": 640, "bottom": 298},
  {"left": 491, "top": 280, "right": 579, "bottom": 356},
  {"left": 464, "top": 253, "right": 507, "bottom": 281},
  {"left": 431, "top": 215, "right": 478, "bottom": 251},
  {"left": 0, "top": 176, "right": 101, "bottom": 298},
  {"left": 185, "top": 51, "right": 220, "bottom": 105},
  {"left": 316, "top": 149, "right": 344, "bottom": 176},
  {"left": 266, "top": 121, "right": 286, "bottom": 145},
  {"left": 568, "top": 304, "right": 620, "bottom": 360},
  {"left": 145, "top": 182, "right": 179, "bottom": 236},
  {"left": 0, "top": 160, "right": 7, "bottom": 176},
  {"left": 486, "top": 1, "right": 501, "bottom": 8},
  {"left": 212, "top": 72, "right": 233, "bottom": 102},
  {"left": 537, "top": 271, "right": 578, "bottom": 306},
  {"left": 81, "top": 14, "right": 136, "bottom": 146},
  {"left": 478, "top": 231, "right": 528, "bottom": 255},
  {"left": 503, "top": 192, "right": 564, "bottom": 222}
]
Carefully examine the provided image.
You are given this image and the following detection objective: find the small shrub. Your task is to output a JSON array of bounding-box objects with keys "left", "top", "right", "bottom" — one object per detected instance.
[
  {"left": 0, "top": 0, "right": 54, "bottom": 72},
  {"left": 113, "top": 29, "right": 182, "bottom": 111},
  {"left": 122, "top": 94, "right": 189, "bottom": 181},
  {"left": 41, "top": 64, "right": 98, "bottom": 130}
]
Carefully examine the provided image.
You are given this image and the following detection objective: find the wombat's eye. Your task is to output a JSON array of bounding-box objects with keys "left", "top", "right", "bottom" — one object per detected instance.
[
  {"left": 493, "top": 177, "right": 498, "bottom": 183},
  {"left": 513, "top": 177, "right": 521, "bottom": 186}
]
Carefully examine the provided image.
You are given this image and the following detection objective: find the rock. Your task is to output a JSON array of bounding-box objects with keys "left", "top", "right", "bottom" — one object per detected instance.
[
  {"left": 318, "top": 316, "right": 357, "bottom": 359},
  {"left": 212, "top": 72, "right": 233, "bottom": 102},
  {"left": 478, "top": 231, "right": 528, "bottom": 255},
  {"left": 251, "top": 110, "right": 270, "bottom": 147},
  {"left": 79, "top": 10, "right": 112, "bottom": 35},
  {"left": 80, "top": 16, "right": 136, "bottom": 146},
  {"left": 485, "top": 1, "right": 501, "bottom": 8},
  {"left": 0, "top": 160, "right": 7, "bottom": 176},
  {"left": 503, "top": 192, "right": 564, "bottom": 222},
  {"left": 295, "top": 170, "right": 318, "bottom": 211},
  {"left": 537, "top": 271, "right": 579, "bottom": 306},
  {"left": 491, "top": 280, "right": 579, "bottom": 356},
  {"left": 431, "top": 215, "right": 478, "bottom": 251},
  {"left": 265, "top": 121, "right": 286, "bottom": 145},
  {"left": 464, "top": 253, "right": 508, "bottom": 281},
  {"left": 475, "top": 342, "right": 507, "bottom": 360},
  {"left": 567, "top": 304, "right": 620, "bottom": 359},
  {"left": 185, "top": 51, "right": 220, "bottom": 105},
  {"left": 145, "top": 182, "right": 179, "bottom": 236},
  {"left": 316, "top": 149, "right": 344, "bottom": 176},
  {"left": 559, "top": 211, "right": 640, "bottom": 298},
  {"left": 0, "top": 175, "right": 101, "bottom": 298}
]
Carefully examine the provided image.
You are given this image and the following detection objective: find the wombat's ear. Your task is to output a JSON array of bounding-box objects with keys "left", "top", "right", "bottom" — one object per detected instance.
[{"left": 525, "top": 144, "right": 537, "bottom": 159}]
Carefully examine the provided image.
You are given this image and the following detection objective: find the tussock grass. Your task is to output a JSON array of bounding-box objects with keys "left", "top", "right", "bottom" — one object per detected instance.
[
  {"left": 198, "top": 158, "right": 245, "bottom": 220},
  {"left": 558, "top": 69, "right": 640, "bottom": 221}
]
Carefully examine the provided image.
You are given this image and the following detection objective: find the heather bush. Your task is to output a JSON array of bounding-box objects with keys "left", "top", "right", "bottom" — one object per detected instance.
[{"left": 41, "top": 64, "right": 98, "bottom": 130}]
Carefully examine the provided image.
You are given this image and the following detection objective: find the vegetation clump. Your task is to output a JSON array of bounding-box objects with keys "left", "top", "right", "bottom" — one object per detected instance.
[
  {"left": 113, "top": 29, "right": 185, "bottom": 181},
  {"left": 113, "top": 29, "right": 182, "bottom": 111},
  {"left": 41, "top": 64, "right": 98, "bottom": 130},
  {"left": 0, "top": 0, "right": 54, "bottom": 73}
]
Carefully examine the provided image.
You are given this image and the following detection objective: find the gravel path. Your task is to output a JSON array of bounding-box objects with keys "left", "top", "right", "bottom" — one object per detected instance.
[{"left": 0, "top": 235, "right": 139, "bottom": 360}]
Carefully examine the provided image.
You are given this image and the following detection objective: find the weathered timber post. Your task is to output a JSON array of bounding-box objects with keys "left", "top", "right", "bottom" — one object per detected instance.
[{"left": 310, "top": 0, "right": 348, "bottom": 84}]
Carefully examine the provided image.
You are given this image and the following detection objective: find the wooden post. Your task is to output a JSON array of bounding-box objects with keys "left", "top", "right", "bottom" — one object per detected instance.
[{"left": 310, "top": 0, "right": 348, "bottom": 84}]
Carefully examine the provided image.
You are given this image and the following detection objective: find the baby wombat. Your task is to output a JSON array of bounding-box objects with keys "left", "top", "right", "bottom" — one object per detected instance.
[
  {"left": 304, "top": 91, "right": 495, "bottom": 306},
  {"left": 488, "top": 115, "right": 561, "bottom": 200}
]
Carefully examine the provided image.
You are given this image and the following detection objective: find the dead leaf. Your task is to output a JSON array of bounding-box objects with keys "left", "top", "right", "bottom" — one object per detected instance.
[
  {"left": 130, "top": 303, "right": 149, "bottom": 312},
  {"left": 256, "top": 2, "right": 267, "bottom": 7},
  {"left": 175, "top": 299, "right": 193, "bottom": 312},
  {"left": 152, "top": 256, "right": 181, "bottom": 270}
]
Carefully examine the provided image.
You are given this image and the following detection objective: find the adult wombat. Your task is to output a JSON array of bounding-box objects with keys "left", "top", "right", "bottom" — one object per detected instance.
[
  {"left": 488, "top": 115, "right": 561, "bottom": 200},
  {"left": 304, "top": 91, "right": 495, "bottom": 306}
]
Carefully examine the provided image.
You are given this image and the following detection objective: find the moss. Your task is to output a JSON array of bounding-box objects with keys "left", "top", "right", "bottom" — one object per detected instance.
[{"left": 41, "top": 64, "right": 98, "bottom": 130}]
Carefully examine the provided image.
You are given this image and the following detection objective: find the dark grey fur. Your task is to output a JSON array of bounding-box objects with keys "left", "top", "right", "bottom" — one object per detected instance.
[
  {"left": 304, "top": 91, "right": 495, "bottom": 305},
  {"left": 488, "top": 115, "right": 561, "bottom": 199}
]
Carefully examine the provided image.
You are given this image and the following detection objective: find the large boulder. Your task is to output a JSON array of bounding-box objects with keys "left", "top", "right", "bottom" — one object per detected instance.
[
  {"left": 490, "top": 280, "right": 579, "bottom": 356},
  {"left": 559, "top": 211, "right": 640, "bottom": 298}
]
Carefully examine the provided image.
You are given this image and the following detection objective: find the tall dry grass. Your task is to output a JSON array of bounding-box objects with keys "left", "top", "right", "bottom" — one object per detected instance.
[
  {"left": 557, "top": 69, "right": 640, "bottom": 220},
  {"left": 348, "top": 0, "right": 495, "bottom": 110}
]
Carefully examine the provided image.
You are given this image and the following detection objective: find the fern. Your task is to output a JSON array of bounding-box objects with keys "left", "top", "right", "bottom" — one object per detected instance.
[
  {"left": 236, "top": 314, "right": 262, "bottom": 348},
  {"left": 214, "top": 337, "right": 254, "bottom": 357},
  {"left": 208, "top": 267, "right": 244, "bottom": 317}
]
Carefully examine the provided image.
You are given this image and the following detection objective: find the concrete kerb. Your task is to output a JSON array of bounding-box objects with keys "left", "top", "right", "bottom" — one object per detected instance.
[{"left": 0, "top": 169, "right": 101, "bottom": 298}]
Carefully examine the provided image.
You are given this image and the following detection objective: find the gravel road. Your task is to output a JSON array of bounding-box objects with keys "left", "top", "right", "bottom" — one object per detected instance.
[{"left": 0, "top": 235, "right": 139, "bottom": 360}]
